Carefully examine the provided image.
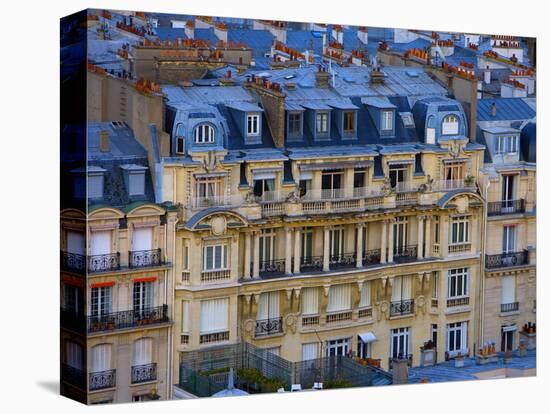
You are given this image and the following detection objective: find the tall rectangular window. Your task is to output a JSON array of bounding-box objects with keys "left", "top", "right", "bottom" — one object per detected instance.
[
  {"left": 359, "top": 281, "right": 371, "bottom": 308},
  {"left": 501, "top": 275, "right": 516, "bottom": 305},
  {"left": 203, "top": 244, "right": 228, "bottom": 270},
  {"left": 88, "top": 174, "right": 104, "bottom": 199},
  {"left": 390, "top": 327, "right": 410, "bottom": 359},
  {"left": 381, "top": 110, "right": 393, "bottom": 131},
  {"left": 447, "top": 322, "right": 468, "bottom": 354},
  {"left": 302, "top": 227, "right": 313, "bottom": 260},
  {"left": 327, "top": 284, "right": 351, "bottom": 312},
  {"left": 247, "top": 114, "right": 260, "bottom": 136},
  {"left": 259, "top": 228, "right": 276, "bottom": 265},
  {"left": 502, "top": 225, "right": 516, "bottom": 253},
  {"left": 329, "top": 227, "right": 344, "bottom": 257},
  {"left": 389, "top": 165, "right": 407, "bottom": 188},
  {"left": 288, "top": 112, "right": 301, "bottom": 137},
  {"left": 133, "top": 281, "right": 154, "bottom": 312},
  {"left": 200, "top": 298, "right": 229, "bottom": 333},
  {"left": 450, "top": 215, "right": 470, "bottom": 245},
  {"left": 301, "top": 287, "right": 319, "bottom": 315},
  {"left": 391, "top": 276, "right": 412, "bottom": 301},
  {"left": 91, "top": 286, "right": 112, "bottom": 316},
  {"left": 447, "top": 268, "right": 469, "bottom": 298},
  {"left": 393, "top": 216, "right": 408, "bottom": 254},
  {"left": 257, "top": 291, "right": 280, "bottom": 321},
  {"left": 316, "top": 112, "right": 329, "bottom": 134},
  {"left": 501, "top": 175, "right": 515, "bottom": 202},
  {"left": 343, "top": 111, "right": 356, "bottom": 133},
  {"left": 321, "top": 169, "right": 343, "bottom": 198}
]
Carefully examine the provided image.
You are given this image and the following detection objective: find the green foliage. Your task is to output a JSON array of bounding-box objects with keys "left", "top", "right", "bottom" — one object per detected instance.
[
  {"left": 236, "top": 368, "right": 286, "bottom": 393},
  {"left": 323, "top": 378, "right": 354, "bottom": 389}
]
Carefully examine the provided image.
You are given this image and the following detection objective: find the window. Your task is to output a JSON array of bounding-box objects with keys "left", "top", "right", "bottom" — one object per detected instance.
[
  {"left": 391, "top": 276, "right": 412, "bottom": 302},
  {"left": 501, "top": 325, "right": 515, "bottom": 352},
  {"left": 90, "top": 231, "right": 111, "bottom": 256},
  {"left": 64, "top": 284, "right": 83, "bottom": 315},
  {"left": 288, "top": 112, "right": 302, "bottom": 137},
  {"left": 502, "top": 225, "right": 516, "bottom": 253},
  {"left": 389, "top": 164, "right": 407, "bottom": 189},
  {"left": 443, "top": 161, "right": 465, "bottom": 187},
  {"left": 91, "top": 344, "right": 112, "bottom": 373},
  {"left": 393, "top": 216, "right": 408, "bottom": 255},
  {"left": 133, "top": 281, "right": 154, "bottom": 313},
  {"left": 400, "top": 112, "right": 415, "bottom": 128},
  {"left": 381, "top": 110, "right": 393, "bottom": 131},
  {"left": 196, "top": 177, "right": 221, "bottom": 202},
  {"left": 253, "top": 178, "right": 275, "bottom": 199},
  {"left": 447, "top": 268, "right": 469, "bottom": 298},
  {"left": 442, "top": 114, "right": 459, "bottom": 135},
  {"left": 175, "top": 123, "right": 185, "bottom": 154},
  {"left": 257, "top": 291, "right": 280, "bottom": 320},
  {"left": 447, "top": 322, "right": 468, "bottom": 354},
  {"left": 203, "top": 244, "right": 228, "bottom": 270},
  {"left": 194, "top": 124, "right": 215, "bottom": 144},
  {"left": 434, "top": 216, "right": 440, "bottom": 244},
  {"left": 88, "top": 173, "right": 104, "bottom": 199},
  {"left": 66, "top": 231, "right": 85, "bottom": 255},
  {"left": 329, "top": 227, "right": 344, "bottom": 258},
  {"left": 359, "top": 281, "right": 371, "bottom": 308},
  {"left": 259, "top": 228, "right": 276, "bottom": 266},
  {"left": 301, "top": 227, "right": 313, "bottom": 260},
  {"left": 316, "top": 112, "right": 329, "bottom": 134},
  {"left": 91, "top": 286, "right": 112, "bottom": 316},
  {"left": 302, "top": 342, "right": 320, "bottom": 361},
  {"left": 182, "top": 241, "right": 189, "bottom": 270},
  {"left": 431, "top": 324, "right": 438, "bottom": 348},
  {"left": 128, "top": 172, "right": 145, "bottom": 196},
  {"left": 432, "top": 273, "right": 439, "bottom": 299},
  {"left": 299, "top": 179, "right": 311, "bottom": 197},
  {"left": 343, "top": 111, "right": 356, "bottom": 134},
  {"left": 327, "top": 284, "right": 351, "bottom": 312},
  {"left": 133, "top": 338, "right": 153, "bottom": 367},
  {"left": 501, "top": 275, "right": 516, "bottom": 305},
  {"left": 426, "top": 115, "right": 436, "bottom": 144},
  {"left": 181, "top": 301, "right": 190, "bottom": 334},
  {"left": 326, "top": 338, "right": 350, "bottom": 357},
  {"left": 132, "top": 227, "right": 153, "bottom": 251},
  {"left": 501, "top": 175, "right": 515, "bottom": 203},
  {"left": 390, "top": 327, "right": 410, "bottom": 359},
  {"left": 354, "top": 168, "right": 366, "bottom": 188},
  {"left": 450, "top": 215, "right": 470, "bottom": 245},
  {"left": 496, "top": 135, "right": 519, "bottom": 154},
  {"left": 247, "top": 114, "right": 260, "bottom": 136},
  {"left": 200, "top": 298, "right": 229, "bottom": 333},
  {"left": 66, "top": 341, "right": 84, "bottom": 370},
  {"left": 321, "top": 169, "right": 343, "bottom": 198},
  {"left": 301, "top": 287, "right": 319, "bottom": 315}
]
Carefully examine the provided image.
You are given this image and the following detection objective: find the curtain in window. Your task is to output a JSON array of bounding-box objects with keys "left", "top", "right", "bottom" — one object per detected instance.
[
  {"left": 301, "top": 287, "right": 319, "bottom": 315},
  {"left": 132, "top": 338, "right": 153, "bottom": 366},
  {"left": 327, "top": 284, "right": 351, "bottom": 312},
  {"left": 91, "top": 344, "right": 112, "bottom": 372},
  {"left": 181, "top": 301, "right": 190, "bottom": 333},
  {"left": 302, "top": 342, "right": 319, "bottom": 361},
  {"left": 501, "top": 276, "right": 516, "bottom": 304},
  {"left": 91, "top": 231, "right": 111, "bottom": 256},
  {"left": 359, "top": 281, "right": 371, "bottom": 307},
  {"left": 67, "top": 231, "right": 85, "bottom": 255},
  {"left": 200, "top": 298, "right": 229, "bottom": 333},
  {"left": 391, "top": 276, "right": 412, "bottom": 301},
  {"left": 132, "top": 227, "right": 153, "bottom": 251},
  {"left": 66, "top": 341, "right": 83, "bottom": 369},
  {"left": 257, "top": 291, "right": 280, "bottom": 320}
]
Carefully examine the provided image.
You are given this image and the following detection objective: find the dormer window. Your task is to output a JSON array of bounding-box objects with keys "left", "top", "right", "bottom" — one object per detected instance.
[
  {"left": 121, "top": 165, "right": 148, "bottom": 197},
  {"left": 442, "top": 114, "right": 459, "bottom": 135},
  {"left": 343, "top": 111, "right": 356, "bottom": 135},
  {"left": 496, "top": 135, "right": 519, "bottom": 154},
  {"left": 194, "top": 124, "right": 215, "bottom": 144},
  {"left": 247, "top": 114, "right": 260, "bottom": 136},
  {"left": 381, "top": 110, "right": 393, "bottom": 131},
  {"left": 288, "top": 112, "right": 302, "bottom": 139},
  {"left": 316, "top": 112, "right": 329, "bottom": 134},
  {"left": 175, "top": 123, "right": 185, "bottom": 154},
  {"left": 88, "top": 169, "right": 106, "bottom": 199}
]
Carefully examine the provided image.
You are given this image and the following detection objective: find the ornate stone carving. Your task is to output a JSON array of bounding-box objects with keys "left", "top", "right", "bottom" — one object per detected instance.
[
  {"left": 285, "top": 182, "right": 302, "bottom": 203},
  {"left": 210, "top": 216, "right": 227, "bottom": 236},
  {"left": 285, "top": 313, "right": 299, "bottom": 334},
  {"left": 243, "top": 186, "right": 257, "bottom": 204},
  {"left": 419, "top": 174, "right": 434, "bottom": 193},
  {"left": 381, "top": 176, "right": 394, "bottom": 196}
]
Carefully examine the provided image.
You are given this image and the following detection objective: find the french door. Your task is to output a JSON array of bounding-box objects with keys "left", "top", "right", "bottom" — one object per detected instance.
[
  {"left": 326, "top": 338, "right": 350, "bottom": 357},
  {"left": 390, "top": 327, "right": 410, "bottom": 359}
]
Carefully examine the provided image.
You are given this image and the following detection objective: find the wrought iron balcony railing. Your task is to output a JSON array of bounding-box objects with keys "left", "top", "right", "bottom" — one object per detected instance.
[
  {"left": 329, "top": 253, "right": 356, "bottom": 269},
  {"left": 129, "top": 248, "right": 163, "bottom": 268},
  {"left": 88, "top": 253, "right": 120, "bottom": 273},
  {"left": 255, "top": 317, "right": 283, "bottom": 337},
  {"left": 390, "top": 299, "right": 415, "bottom": 316},
  {"left": 363, "top": 249, "right": 382, "bottom": 265},
  {"left": 131, "top": 363, "right": 157, "bottom": 384},
  {"left": 501, "top": 302, "right": 519, "bottom": 313},
  {"left": 300, "top": 256, "right": 323, "bottom": 273},
  {"left": 61, "top": 363, "right": 86, "bottom": 390},
  {"left": 485, "top": 250, "right": 529, "bottom": 269},
  {"left": 87, "top": 305, "right": 169, "bottom": 333},
  {"left": 487, "top": 199, "right": 525, "bottom": 216},
  {"left": 60, "top": 251, "right": 86, "bottom": 273},
  {"left": 89, "top": 369, "right": 116, "bottom": 391},
  {"left": 259, "top": 259, "right": 286, "bottom": 277},
  {"left": 392, "top": 245, "right": 418, "bottom": 263},
  {"left": 60, "top": 307, "right": 85, "bottom": 333}
]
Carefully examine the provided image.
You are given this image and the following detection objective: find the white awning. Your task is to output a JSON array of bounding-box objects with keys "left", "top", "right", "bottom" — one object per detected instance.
[
  {"left": 502, "top": 324, "right": 517, "bottom": 332},
  {"left": 358, "top": 332, "right": 377, "bottom": 344}
]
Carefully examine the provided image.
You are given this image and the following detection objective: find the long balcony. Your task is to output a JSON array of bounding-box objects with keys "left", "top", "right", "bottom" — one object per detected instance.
[
  {"left": 87, "top": 305, "right": 169, "bottom": 333},
  {"left": 300, "top": 256, "right": 324, "bottom": 273},
  {"left": 392, "top": 245, "right": 418, "bottom": 263},
  {"left": 329, "top": 253, "right": 356, "bottom": 269},
  {"left": 390, "top": 299, "right": 415, "bottom": 317},
  {"left": 89, "top": 369, "right": 116, "bottom": 391},
  {"left": 488, "top": 199, "right": 526, "bottom": 216},
  {"left": 301, "top": 188, "right": 384, "bottom": 214},
  {"left": 255, "top": 317, "right": 283, "bottom": 337},
  {"left": 486, "top": 250, "right": 529, "bottom": 269},
  {"left": 259, "top": 259, "right": 286, "bottom": 278},
  {"left": 131, "top": 363, "right": 157, "bottom": 384},
  {"left": 129, "top": 248, "right": 163, "bottom": 268},
  {"left": 501, "top": 302, "right": 519, "bottom": 313}
]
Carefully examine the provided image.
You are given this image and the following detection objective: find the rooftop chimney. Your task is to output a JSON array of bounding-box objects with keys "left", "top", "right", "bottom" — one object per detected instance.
[
  {"left": 490, "top": 102, "right": 497, "bottom": 117},
  {"left": 391, "top": 359, "right": 409, "bottom": 385},
  {"left": 370, "top": 66, "right": 385, "bottom": 84},
  {"left": 315, "top": 66, "right": 331, "bottom": 88},
  {"left": 100, "top": 130, "right": 110, "bottom": 152}
]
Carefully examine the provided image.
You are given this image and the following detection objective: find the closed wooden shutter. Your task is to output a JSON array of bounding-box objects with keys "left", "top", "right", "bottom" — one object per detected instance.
[
  {"left": 133, "top": 338, "right": 153, "bottom": 366},
  {"left": 91, "top": 231, "right": 111, "bottom": 255},
  {"left": 327, "top": 284, "right": 351, "bottom": 312},
  {"left": 132, "top": 227, "right": 153, "bottom": 251},
  {"left": 200, "top": 298, "right": 229, "bottom": 333},
  {"left": 91, "top": 344, "right": 112, "bottom": 372},
  {"left": 67, "top": 231, "right": 85, "bottom": 255},
  {"left": 301, "top": 287, "right": 319, "bottom": 315}
]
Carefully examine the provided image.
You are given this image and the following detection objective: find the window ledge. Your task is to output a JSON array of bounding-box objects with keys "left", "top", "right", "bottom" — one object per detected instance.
[
  {"left": 444, "top": 306, "right": 472, "bottom": 315},
  {"left": 499, "top": 310, "right": 520, "bottom": 317}
]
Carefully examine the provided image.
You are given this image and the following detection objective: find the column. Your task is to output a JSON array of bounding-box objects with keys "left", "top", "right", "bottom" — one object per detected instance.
[
  {"left": 387, "top": 219, "right": 394, "bottom": 263},
  {"left": 417, "top": 216, "right": 424, "bottom": 260},
  {"left": 380, "top": 220, "right": 387, "bottom": 263},
  {"left": 244, "top": 232, "right": 251, "bottom": 279},
  {"left": 424, "top": 216, "right": 432, "bottom": 259},
  {"left": 285, "top": 228, "right": 293, "bottom": 275},
  {"left": 253, "top": 231, "right": 260, "bottom": 278},
  {"left": 323, "top": 227, "right": 331, "bottom": 272},
  {"left": 356, "top": 223, "right": 364, "bottom": 268},
  {"left": 293, "top": 227, "right": 301, "bottom": 274}
]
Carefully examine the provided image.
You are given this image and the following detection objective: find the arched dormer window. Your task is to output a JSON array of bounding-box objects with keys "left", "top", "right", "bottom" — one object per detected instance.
[
  {"left": 442, "top": 114, "right": 459, "bottom": 135},
  {"left": 194, "top": 124, "right": 215, "bottom": 144}
]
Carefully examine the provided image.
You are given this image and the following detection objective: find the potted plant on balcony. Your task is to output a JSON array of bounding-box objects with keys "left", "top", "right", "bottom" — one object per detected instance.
[
  {"left": 420, "top": 340, "right": 436, "bottom": 367},
  {"left": 454, "top": 352, "right": 465, "bottom": 368}
]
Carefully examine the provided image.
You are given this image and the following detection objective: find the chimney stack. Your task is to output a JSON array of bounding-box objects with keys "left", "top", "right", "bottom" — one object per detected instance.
[
  {"left": 391, "top": 359, "right": 409, "bottom": 385},
  {"left": 491, "top": 102, "right": 497, "bottom": 117},
  {"left": 100, "top": 130, "right": 110, "bottom": 152},
  {"left": 315, "top": 66, "right": 331, "bottom": 88}
]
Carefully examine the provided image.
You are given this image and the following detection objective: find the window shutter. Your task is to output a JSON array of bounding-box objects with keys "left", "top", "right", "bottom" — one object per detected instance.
[
  {"left": 91, "top": 344, "right": 112, "bottom": 372},
  {"left": 359, "top": 281, "right": 371, "bottom": 307},
  {"left": 67, "top": 231, "right": 85, "bottom": 255},
  {"left": 129, "top": 172, "right": 145, "bottom": 196},
  {"left": 132, "top": 338, "right": 153, "bottom": 366},
  {"left": 301, "top": 287, "right": 319, "bottom": 315},
  {"left": 91, "top": 231, "right": 111, "bottom": 256},
  {"left": 327, "top": 284, "right": 351, "bottom": 312},
  {"left": 200, "top": 298, "right": 229, "bottom": 333},
  {"left": 302, "top": 343, "right": 319, "bottom": 361},
  {"left": 257, "top": 292, "right": 279, "bottom": 320},
  {"left": 391, "top": 277, "right": 402, "bottom": 301},
  {"left": 132, "top": 227, "right": 153, "bottom": 251},
  {"left": 501, "top": 276, "right": 516, "bottom": 304},
  {"left": 181, "top": 301, "right": 189, "bottom": 333}
]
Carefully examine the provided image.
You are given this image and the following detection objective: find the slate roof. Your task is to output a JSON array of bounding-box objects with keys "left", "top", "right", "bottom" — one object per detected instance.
[{"left": 477, "top": 98, "right": 536, "bottom": 122}]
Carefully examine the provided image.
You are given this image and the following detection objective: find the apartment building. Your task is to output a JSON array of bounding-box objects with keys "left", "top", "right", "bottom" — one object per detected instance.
[
  {"left": 60, "top": 122, "right": 178, "bottom": 403},
  {"left": 157, "top": 65, "right": 487, "bottom": 386},
  {"left": 476, "top": 98, "right": 536, "bottom": 353}
]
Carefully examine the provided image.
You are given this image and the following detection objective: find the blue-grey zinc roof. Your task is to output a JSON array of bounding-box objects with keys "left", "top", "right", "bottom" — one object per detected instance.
[
  {"left": 477, "top": 98, "right": 536, "bottom": 122},
  {"left": 153, "top": 26, "right": 188, "bottom": 41},
  {"left": 228, "top": 29, "right": 274, "bottom": 58}
]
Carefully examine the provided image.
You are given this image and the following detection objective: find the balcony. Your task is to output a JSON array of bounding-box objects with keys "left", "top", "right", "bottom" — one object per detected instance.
[
  {"left": 88, "top": 253, "right": 120, "bottom": 273},
  {"left": 87, "top": 305, "right": 169, "bottom": 333},
  {"left": 255, "top": 317, "right": 283, "bottom": 337},
  {"left": 501, "top": 302, "right": 519, "bottom": 313},
  {"left": 447, "top": 297, "right": 470, "bottom": 307},
  {"left": 89, "top": 369, "right": 116, "bottom": 391},
  {"left": 390, "top": 299, "right": 414, "bottom": 317},
  {"left": 191, "top": 195, "right": 230, "bottom": 209},
  {"left": 363, "top": 249, "right": 382, "bottom": 265},
  {"left": 199, "top": 331, "right": 229, "bottom": 344},
  {"left": 486, "top": 250, "right": 529, "bottom": 269},
  {"left": 326, "top": 310, "right": 353, "bottom": 324},
  {"left": 131, "top": 363, "right": 157, "bottom": 384},
  {"left": 329, "top": 253, "right": 356, "bottom": 269},
  {"left": 301, "top": 188, "right": 384, "bottom": 214},
  {"left": 301, "top": 315, "right": 320, "bottom": 327},
  {"left": 259, "top": 259, "right": 286, "bottom": 278},
  {"left": 300, "top": 256, "right": 323, "bottom": 273},
  {"left": 434, "top": 179, "right": 476, "bottom": 192},
  {"left": 448, "top": 243, "right": 471, "bottom": 254},
  {"left": 392, "top": 245, "right": 418, "bottom": 263},
  {"left": 201, "top": 269, "right": 231, "bottom": 282},
  {"left": 358, "top": 307, "right": 373, "bottom": 318},
  {"left": 61, "top": 363, "right": 86, "bottom": 390},
  {"left": 488, "top": 199, "right": 525, "bottom": 216},
  {"left": 129, "top": 248, "right": 163, "bottom": 268},
  {"left": 60, "top": 251, "right": 86, "bottom": 273}
]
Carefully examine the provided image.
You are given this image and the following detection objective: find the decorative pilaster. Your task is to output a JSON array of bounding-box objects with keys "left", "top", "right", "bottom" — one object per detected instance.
[
  {"left": 356, "top": 223, "right": 365, "bottom": 268},
  {"left": 285, "top": 227, "right": 293, "bottom": 275},
  {"left": 244, "top": 232, "right": 251, "bottom": 279},
  {"left": 380, "top": 220, "right": 388, "bottom": 263},
  {"left": 417, "top": 216, "right": 425, "bottom": 260},
  {"left": 293, "top": 227, "right": 301, "bottom": 274},
  {"left": 424, "top": 216, "right": 432, "bottom": 259},
  {"left": 253, "top": 231, "right": 260, "bottom": 278},
  {"left": 387, "top": 219, "right": 395, "bottom": 263},
  {"left": 323, "top": 227, "right": 331, "bottom": 272}
]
